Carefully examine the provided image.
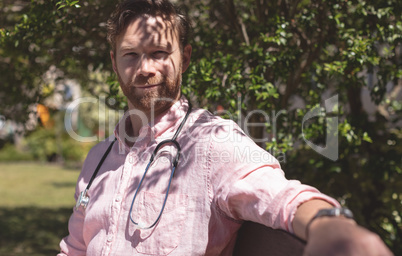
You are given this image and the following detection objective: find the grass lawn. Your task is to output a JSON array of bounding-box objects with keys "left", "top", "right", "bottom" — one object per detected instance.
[
  {"left": 0, "top": 162, "right": 79, "bottom": 208},
  {"left": 0, "top": 162, "right": 80, "bottom": 256}
]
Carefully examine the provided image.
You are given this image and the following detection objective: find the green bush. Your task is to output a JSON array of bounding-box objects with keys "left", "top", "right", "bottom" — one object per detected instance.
[
  {"left": 21, "top": 127, "right": 95, "bottom": 164},
  {"left": 0, "top": 144, "right": 34, "bottom": 162},
  {"left": 24, "top": 128, "right": 58, "bottom": 162},
  {"left": 61, "top": 135, "right": 94, "bottom": 163}
]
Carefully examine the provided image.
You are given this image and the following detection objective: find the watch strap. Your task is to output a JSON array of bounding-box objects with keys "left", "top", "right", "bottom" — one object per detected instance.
[
  {"left": 313, "top": 208, "right": 354, "bottom": 220},
  {"left": 305, "top": 208, "right": 354, "bottom": 239}
]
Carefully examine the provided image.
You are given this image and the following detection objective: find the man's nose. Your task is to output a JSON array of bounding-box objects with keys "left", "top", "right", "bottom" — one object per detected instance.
[{"left": 137, "top": 55, "right": 156, "bottom": 77}]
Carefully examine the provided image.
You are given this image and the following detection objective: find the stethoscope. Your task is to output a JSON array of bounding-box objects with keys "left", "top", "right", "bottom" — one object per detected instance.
[{"left": 76, "top": 102, "right": 192, "bottom": 230}]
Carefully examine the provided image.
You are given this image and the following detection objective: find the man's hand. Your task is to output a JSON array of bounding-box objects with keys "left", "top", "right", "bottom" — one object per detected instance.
[
  {"left": 293, "top": 200, "right": 393, "bottom": 256},
  {"left": 303, "top": 217, "right": 393, "bottom": 256}
]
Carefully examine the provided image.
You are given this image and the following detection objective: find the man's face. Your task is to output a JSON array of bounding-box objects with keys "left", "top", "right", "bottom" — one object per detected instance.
[{"left": 111, "top": 15, "right": 191, "bottom": 115}]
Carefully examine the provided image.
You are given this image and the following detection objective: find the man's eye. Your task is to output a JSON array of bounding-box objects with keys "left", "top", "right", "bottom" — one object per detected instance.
[
  {"left": 125, "top": 52, "right": 138, "bottom": 57},
  {"left": 153, "top": 51, "right": 168, "bottom": 58}
]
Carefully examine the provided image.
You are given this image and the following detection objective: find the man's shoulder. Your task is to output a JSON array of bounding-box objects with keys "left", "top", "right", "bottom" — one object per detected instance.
[
  {"left": 190, "top": 107, "right": 240, "bottom": 128},
  {"left": 84, "top": 136, "right": 116, "bottom": 164},
  {"left": 186, "top": 107, "right": 248, "bottom": 143}
]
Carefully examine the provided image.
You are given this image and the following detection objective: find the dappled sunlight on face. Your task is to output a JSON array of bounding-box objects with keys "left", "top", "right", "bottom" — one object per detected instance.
[{"left": 113, "top": 15, "right": 183, "bottom": 115}]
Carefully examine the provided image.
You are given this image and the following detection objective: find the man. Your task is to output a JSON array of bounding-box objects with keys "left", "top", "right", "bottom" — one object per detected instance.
[{"left": 59, "top": 0, "right": 393, "bottom": 255}]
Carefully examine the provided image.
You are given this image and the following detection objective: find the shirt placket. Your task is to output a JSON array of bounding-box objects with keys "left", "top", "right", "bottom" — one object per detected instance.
[{"left": 103, "top": 128, "right": 152, "bottom": 256}]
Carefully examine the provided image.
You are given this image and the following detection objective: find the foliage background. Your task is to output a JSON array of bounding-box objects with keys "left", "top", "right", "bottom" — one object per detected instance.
[{"left": 0, "top": 0, "right": 401, "bottom": 254}]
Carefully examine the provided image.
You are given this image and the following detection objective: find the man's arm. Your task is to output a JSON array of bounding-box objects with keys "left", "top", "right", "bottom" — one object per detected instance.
[
  {"left": 293, "top": 199, "right": 339, "bottom": 240},
  {"left": 293, "top": 199, "right": 393, "bottom": 256}
]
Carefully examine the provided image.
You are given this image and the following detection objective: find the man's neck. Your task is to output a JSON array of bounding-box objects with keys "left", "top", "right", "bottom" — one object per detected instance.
[{"left": 125, "top": 100, "right": 178, "bottom": 147}]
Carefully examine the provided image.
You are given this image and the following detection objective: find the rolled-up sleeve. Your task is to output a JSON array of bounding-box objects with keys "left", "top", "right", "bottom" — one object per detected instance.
[
  {"left": 225, "top": 165, "right": 339, "bottom": 233},
  {"left": 208, "top": 124, "right": 340, "bottom": 233}
]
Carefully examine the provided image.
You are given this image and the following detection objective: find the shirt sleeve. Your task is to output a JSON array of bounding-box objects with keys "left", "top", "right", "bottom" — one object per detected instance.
[
  {"left": 58, "top": 141, "right": 107, "bottom": 255},
  {"left": 208, "top": 121, "right": 340, "bottom": 233},
  {"left": 219, "top": 165, "right": 339, "bottom": 233},
  {"left": 58, "top": 190, "right": 88, "bottom": 255}
]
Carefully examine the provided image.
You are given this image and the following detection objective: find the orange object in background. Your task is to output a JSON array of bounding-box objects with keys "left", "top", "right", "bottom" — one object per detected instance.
[{"left": 37, "top": 104, "right": 52, "bottom": 128}]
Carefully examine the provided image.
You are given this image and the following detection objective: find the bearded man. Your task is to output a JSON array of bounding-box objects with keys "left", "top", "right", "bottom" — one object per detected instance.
[{"left": 59, "top": 1, "right": 393, "bottom": 255}]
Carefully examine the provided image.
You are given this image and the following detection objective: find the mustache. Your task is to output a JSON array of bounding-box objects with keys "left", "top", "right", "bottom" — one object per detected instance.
[{"left": 133, "top": 75, "right": 166, "bottom": 86}]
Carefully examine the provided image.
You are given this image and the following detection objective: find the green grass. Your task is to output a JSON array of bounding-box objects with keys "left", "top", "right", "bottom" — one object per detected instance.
[
  {"left": 0, "top": 162, "right": 79, "bottom": 208},
  {"left": 0, "top": 163, "right": 80, "bottom": 256}
]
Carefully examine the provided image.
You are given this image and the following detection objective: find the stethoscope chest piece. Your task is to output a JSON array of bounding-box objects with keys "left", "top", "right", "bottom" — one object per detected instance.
[{"left": 76, "top": 189, "right": 90, "bottom": 210}]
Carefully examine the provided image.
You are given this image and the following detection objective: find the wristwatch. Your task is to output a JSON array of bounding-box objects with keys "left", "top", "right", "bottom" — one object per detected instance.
[
  {"left": 312, "top": 208, "right": 354, "bottom": 220},
  {"left": 306, "top": 208, "right": 354, "bottom": 238}
]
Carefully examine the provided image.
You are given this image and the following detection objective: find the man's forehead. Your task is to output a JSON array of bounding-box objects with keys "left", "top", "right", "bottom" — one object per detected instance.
[
  {"left": 124, "top": 15, "right": 177, "bottom": 39},
  {"left": 142, "top": 15, "right": 172, "bottom": 28}
]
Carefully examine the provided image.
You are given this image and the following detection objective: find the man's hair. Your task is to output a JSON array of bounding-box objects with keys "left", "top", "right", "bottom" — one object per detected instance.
[{"left": 107, "top": 0, "right": 191, "bottom": 52}]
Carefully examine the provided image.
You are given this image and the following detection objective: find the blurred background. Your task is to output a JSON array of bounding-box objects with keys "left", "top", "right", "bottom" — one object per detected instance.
[{"left": 0, "top": 0, "right": 401, "bottom": 255}]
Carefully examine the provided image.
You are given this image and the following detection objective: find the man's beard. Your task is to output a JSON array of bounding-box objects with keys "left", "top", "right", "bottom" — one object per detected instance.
[{"left": 117, "top": 67, "right": 182, "bottom": 114}]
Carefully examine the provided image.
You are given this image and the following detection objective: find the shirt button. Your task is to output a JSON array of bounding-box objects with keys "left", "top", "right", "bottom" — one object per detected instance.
[
  {"left": 107, "top": 234, "right": 113, "bottom": 242},
  {"left": 115, "top": 196, "right": 121, "bottom": 202}
]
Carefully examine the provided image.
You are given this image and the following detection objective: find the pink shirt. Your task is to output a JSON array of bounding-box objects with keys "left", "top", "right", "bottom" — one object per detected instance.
[{"left": 59, "top": 97, "right": 339, "bottom": 255}]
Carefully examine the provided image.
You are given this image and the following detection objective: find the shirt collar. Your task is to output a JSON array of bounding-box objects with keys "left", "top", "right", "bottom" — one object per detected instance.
[{"left": 114, "top": 96, "right": 190, "bottom": 149}]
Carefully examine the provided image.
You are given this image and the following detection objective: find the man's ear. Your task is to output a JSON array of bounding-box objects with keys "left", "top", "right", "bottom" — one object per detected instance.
[
  {"left": 181, "top": 44, "right": 192, "bottom": 73},
  {"left": 110, "top": 50, "right": 118, "bottom": 74}
]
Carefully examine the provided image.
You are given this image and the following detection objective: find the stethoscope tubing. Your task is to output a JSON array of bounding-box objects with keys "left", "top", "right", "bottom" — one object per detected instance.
[
  {"left": 129, "top": 104, "right": 190, "bottom": 229},
  {"left": 76, "top": 101, "right": 192, "bottom": 230},
  {"left": 128, "top": 140, "right": 180, "bottom": 229},
  {"left": 75, "top": 138, "right": 116, "bottom": 210}
]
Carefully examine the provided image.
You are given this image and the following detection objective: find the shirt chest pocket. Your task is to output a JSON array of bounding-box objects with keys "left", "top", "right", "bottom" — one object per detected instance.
[{"left": 128, "top": 191, "right": 188, "bottom": 255}]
